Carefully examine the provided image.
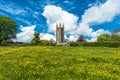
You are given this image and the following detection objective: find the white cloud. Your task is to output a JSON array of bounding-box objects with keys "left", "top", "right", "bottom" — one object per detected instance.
[
  {"left": 63, "top": 1, "right": 70, "bottom": 3},
  {"left": 33, "top": 14, "right": 41, "bottom": 22},
  {"left": 76, "top": 0, "right": 120, "bottom": 41},
  {"left": 16, "top": 18, "right": 31, "bottom": 25},
  {"left": 40, "top": 33, "right": 55, "bottom": 41},
  {"left": 0, "top": 2, "right": 25, "bottom": 15},
  {"left": 15, "top": 0, "right": 120, "bottom": 43},
  {"left": 76, "top": 23, "right": 93, "bottom": 36},
  {"left": 82, "top": 0, "right": 120, "bottom": 24},
  {"left": 42, "top": 5, "right": 112, "bottom": 42},
  {"left": 69, "top": 35, "right": 78, "bottom": 41},
  {"left": 16, "top": 25, "right": 35, "bottom": 43},
  {"left": 42, "top": 5, "right": 78, "bottom": 33},
  {"left": 15, "top": 25, "right": 56, "bottom": 43}
]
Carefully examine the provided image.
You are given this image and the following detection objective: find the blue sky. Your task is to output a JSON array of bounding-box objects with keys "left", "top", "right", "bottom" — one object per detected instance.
[{"left": 0, "top": 0, "right": 120, "bottom": 42}]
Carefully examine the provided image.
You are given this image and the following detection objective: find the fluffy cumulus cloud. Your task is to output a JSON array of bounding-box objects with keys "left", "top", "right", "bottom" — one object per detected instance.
[
  {"left": 42, "top": 4, "right": 114, "bottom": 41},
  {"left": 40, "top": 33, "right": 56, "bottom": 41},
  {"left": 69, "top": 35, "right": 79, "bottom": 41},
  {"left": 76, "top": 0, "right": 120, "bottom": 41},
  {"left": 15, "top": 0, "right": 120, "bottom": 42},
  {"left": 42, "top": 5, "right": 78, "bottom": 33},
  {"left": 16, "top": 25, "right": 35, "bottom": 43},
  {"left": 43, "top": 0, "right": 120, "bottom": 41},
  {"left": 82, "top": 0, "right": 120, "bottom": 24},
  {"left": 15, "top": 25, "right": 55, "bottom": 43}
]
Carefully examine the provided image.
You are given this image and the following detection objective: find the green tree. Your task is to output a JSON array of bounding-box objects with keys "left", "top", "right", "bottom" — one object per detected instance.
[
  {"left": 97, "top": 34, "right": 111, "bottom": 42},
  {"left": 111, "top": 34, "right": 120, "bottom": 42},
  {"left": 31, "top": 32, "right": 41, "bottom": 44},
  {"left": 41, "top": 40, "right": 49, "bottom": 46},
  {"left": 0, "top": 16, "right": 17, "bottom": 43},
  {"left": 111, "top": 28, "right": 120, "bottom": 42}
]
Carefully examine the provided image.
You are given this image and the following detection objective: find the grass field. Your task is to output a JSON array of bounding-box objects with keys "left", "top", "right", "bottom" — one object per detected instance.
[{"left": 0, "top": 46, "right": 120, "bottom": 80}]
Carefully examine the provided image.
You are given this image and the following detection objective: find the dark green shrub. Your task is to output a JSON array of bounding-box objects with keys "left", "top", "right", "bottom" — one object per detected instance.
[
  {"left": 70, "top": 42, "right": 120, "bottom": 47},
  {"left": 70, "top": 42, "right": 79, "bottom": 46},
  {"left": 0, "top": 40, "right": 11, "bottom": 45},
  {"left": 31, "top": 38, "right": 41, "bottom": 45},
  {"left": 41, "top": 40, "right": 49, "bottom": 46}
]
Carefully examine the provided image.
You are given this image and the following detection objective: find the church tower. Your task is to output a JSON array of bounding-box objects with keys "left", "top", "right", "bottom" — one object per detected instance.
[{"left": 56, "top": 22, "right": 64, "bottom": 45}]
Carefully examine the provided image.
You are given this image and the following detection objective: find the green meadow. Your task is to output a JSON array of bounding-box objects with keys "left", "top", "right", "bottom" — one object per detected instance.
[{"left": 0, "top": 46, "right": 120, "bottom": 80}]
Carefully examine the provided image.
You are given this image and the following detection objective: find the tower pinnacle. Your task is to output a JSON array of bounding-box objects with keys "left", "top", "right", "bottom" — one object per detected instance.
[{"left": 56, "top": 22, "right": 64, "bottom": 45}]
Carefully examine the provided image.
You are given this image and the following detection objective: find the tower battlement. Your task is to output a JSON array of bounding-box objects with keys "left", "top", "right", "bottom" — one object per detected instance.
[{"left": 56, "top": 22, "right": 64, "bottom": 45}]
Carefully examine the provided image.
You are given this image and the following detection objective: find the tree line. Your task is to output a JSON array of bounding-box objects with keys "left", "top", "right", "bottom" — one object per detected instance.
[
  {"left": 97, "top": 33, "right": 120, "bottom": 43},
  {"left": 0, "top": 16, "right": 120, "bottom": 46}
]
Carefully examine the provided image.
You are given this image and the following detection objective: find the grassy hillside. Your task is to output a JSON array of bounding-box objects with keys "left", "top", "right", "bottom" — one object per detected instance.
[{"left": 0, "top": 46, "right": 120, "bottom": 80}]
